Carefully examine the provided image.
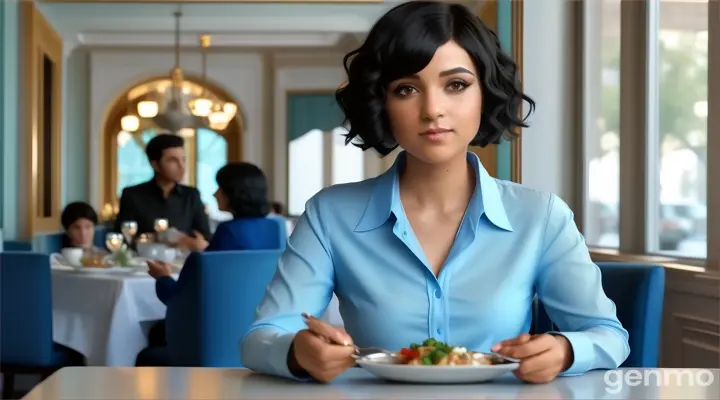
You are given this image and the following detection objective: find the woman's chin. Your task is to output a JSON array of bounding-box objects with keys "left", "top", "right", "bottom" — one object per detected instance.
[{"left": 406, "top": 145, "right": 467, "bottom": 166}]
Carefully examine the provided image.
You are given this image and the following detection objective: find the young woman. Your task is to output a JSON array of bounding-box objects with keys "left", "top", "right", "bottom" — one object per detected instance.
[{"left": 241, "top": 0, "right": 629, "bottom": 384}]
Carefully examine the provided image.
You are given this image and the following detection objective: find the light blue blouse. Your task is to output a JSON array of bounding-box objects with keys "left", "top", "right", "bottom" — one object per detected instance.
[{"left": 241, "top": 151, "right": 629, "bottom": 379}]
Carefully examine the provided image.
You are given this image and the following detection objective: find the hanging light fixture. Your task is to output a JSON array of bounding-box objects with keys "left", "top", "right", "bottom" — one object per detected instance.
[
  {"left": 189, "top": 35, "right": 213, "bottom": 117},
  {"left": 137, "top": 101, "right": 159, "bottom": 118},
  {"left": 121, "top": 94, "right": 140, "bottom": 132},
  {"left": 119, "top": 7, "right": 238, "bottom": 135},
  {"left": 120, "top": 115, "right": 139, "bottom": 132},
  {"left": 209, "top": 105, "right": 231, "bottom": 131},
  {"left": 223, "top": 102, "right": 237, "bottom": 119}
]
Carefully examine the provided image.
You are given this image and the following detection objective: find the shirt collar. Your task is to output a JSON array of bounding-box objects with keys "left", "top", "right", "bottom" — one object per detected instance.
[
  {"left": 145, "top": 178, "right": 185, "bottom": 196},
  {"left": 354, "top": 151, "right": 513, "bottom": 232}
]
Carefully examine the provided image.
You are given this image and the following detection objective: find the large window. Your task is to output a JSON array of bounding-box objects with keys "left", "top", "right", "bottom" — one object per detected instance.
[
  {"left": 584, "top": 0, "right": 621, "bottom": 248},
  {"left": 287, "top": 127, "right": 365, "bottom": 216},
  {"left": 649, "top": 0, "right": 708, "bottom": 258},
  {"left": 582, "top": 0, "right": 715, "bottom": 266}
]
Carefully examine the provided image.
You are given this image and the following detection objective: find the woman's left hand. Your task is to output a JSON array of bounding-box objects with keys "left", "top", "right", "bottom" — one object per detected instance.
[
  {"left": 177, "top": 230, "right": 209, "bottom": 252},
  {"left": 492, "top": 333, "right": 574, "bottom": 384}
]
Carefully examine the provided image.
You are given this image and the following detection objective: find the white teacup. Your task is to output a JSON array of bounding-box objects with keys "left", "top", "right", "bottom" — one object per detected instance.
[
  {"left": 137, "top": 243, "right": 176, "bottom": 263},
  {"left": 165, "top": 227, "right": 183, "bottom": 244},
  {"left": 157, "top": 248, "right": 177, "bottom": 263},
  {"left": 61, "top": 247, "right": 84, "bottom": 267}
]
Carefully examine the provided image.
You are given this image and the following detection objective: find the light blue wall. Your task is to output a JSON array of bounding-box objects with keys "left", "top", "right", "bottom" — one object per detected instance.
[
  {"left": 2, "top": 0, "right": 19, "bottom": 239},
  {"left": 0, "top": 0, "right": 4, "bottom": 229},
  {"left": 0, "top": 2, "right": 90, "bottom": 240}
]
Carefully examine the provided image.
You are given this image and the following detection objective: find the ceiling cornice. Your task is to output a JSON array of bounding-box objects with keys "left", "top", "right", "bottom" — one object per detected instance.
[
  {"left": 40, "top": 0, "right": 384, "bottom": 3},
  {"left": 76, "top": 32, "right": 344, "bottom": 47}
]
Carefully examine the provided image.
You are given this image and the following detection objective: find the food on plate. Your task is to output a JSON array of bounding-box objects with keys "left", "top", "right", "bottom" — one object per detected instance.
[
  {"left": 396, "top": 338, "right": 505, "bottom": 366},
  {"left": 80, "top": 257, "right": 112, "bottom": 268}
]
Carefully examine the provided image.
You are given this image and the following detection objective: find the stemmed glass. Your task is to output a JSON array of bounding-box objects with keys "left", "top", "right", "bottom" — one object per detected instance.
[
  {"left": 154, "top": 218, "right": 169, "bottom": 243},
  {"left": 121, "top": 221, "right": 138, "bottom": 247},
  {"left": 105, "top": 232, "right": 124, "bottom": 254}
]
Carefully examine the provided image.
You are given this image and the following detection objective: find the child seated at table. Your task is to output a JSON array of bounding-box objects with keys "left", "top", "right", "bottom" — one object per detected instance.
[{"left": 61, "top": 202, "right": 105, "bottom": 253}]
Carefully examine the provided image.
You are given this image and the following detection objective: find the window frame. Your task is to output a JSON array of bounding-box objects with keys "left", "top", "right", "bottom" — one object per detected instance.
[
  {"left": 580, "top": 0, "right": 719, "bottom": 272},
  {"left": 21, "top": 1, "right": 63, "bottom": 236},
  {"left": 286, "top": 127, "right": 367, "bottom": 218}
]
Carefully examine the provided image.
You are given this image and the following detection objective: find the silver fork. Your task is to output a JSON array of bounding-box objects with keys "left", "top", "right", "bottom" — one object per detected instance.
[{"left": 301, "top": 313, "right": 392, "bottom": 359}]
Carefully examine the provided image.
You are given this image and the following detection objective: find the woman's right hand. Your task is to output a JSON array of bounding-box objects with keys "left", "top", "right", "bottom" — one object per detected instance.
[{"left": 289, "top": 316, "right": 356, "bottom": 382}]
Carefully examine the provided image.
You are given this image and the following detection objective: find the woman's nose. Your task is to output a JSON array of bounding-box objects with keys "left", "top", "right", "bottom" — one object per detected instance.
[{"left": 421, "top": 91, "right": 446, "bottom": 121}]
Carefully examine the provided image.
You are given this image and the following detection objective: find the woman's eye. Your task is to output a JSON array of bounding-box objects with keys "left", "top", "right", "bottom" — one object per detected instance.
[
  {"left": 393, "top": 85, "right": 417, "bottom": 97},
  {"left": 447, "top": 80, "right": 470, "bottom": 92}
]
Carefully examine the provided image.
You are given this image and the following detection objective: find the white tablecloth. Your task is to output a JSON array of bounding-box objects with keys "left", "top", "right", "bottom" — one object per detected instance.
[{"left": 51, "top": 269, "right": 169, "bottom": 366}]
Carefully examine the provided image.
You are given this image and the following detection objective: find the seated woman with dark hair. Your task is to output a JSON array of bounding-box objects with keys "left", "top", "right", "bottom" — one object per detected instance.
[
  {"left": 140, "top": 162, "right": 282, "bottom": 352},
  {"left": 60, "top": 202, "right": 103, "bottom": 251},
  {"left": 147, "top": 162, "right": 281, "bottom": 304}
]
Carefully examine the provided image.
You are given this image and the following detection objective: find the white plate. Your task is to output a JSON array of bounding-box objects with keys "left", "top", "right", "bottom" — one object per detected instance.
[
  {"left": 67, "top": 266, "right": 142, "bottom": 274},
  {"left": 132, "top": 257, "right": 183, "bottom": 272},
  {"left": 355, "top": 352, "right": 518, "bottom": 384}
]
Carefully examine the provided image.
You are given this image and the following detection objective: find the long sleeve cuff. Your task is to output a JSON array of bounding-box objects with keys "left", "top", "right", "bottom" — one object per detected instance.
[
  {"left": 552, "top": 331, "right": 595, "bottom": 376},
  {"left": 551, "top": 326, "right": 629, "bottom": 376},
  {"left": 241, "top": 330, "right": 313, "bottom": 381}
]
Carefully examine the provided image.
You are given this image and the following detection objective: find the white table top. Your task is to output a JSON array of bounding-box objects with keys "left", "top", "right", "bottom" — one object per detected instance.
[{"left": 22, "top": 367, "right": 720, "bottom": 399}]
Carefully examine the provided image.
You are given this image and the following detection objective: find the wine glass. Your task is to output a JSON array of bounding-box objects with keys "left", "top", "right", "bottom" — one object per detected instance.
[
  {"left": 154, "top": 218, "right": 169, "bottom": 233},
  {"left": 105, "top": 232, "right": 124, "bottom": 253},
  {"left": 121, "top": 221, "right": 138, "bottom": 245},
  {"left": 154, "top": 218, "right": 169, "bottom": 243}
]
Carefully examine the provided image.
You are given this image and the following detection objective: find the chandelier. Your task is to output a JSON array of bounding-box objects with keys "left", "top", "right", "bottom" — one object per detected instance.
[{"left": 120, "top": 8, "right": 237, "bottom": 136}]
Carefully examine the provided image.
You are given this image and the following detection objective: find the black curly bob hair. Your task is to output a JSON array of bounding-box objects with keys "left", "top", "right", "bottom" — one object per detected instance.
[
  {"left": 335, "top": 0, "right": 535, "bottom": 156},
  {"left": 215, "top": 162, "right": 270, "bottom": 218}
]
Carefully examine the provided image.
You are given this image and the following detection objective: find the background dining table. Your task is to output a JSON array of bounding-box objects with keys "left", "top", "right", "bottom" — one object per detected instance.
[
  {"left": 51, "top": 267, "right": 176, "bottom": 366},
  {"left": 21, "top": 367, "right": 720, "bottom": 399}
]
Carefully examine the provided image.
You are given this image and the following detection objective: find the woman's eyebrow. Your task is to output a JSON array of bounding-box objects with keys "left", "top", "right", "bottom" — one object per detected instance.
[{"left": 408, "top": 67, "right": 476, "bottom": 79}]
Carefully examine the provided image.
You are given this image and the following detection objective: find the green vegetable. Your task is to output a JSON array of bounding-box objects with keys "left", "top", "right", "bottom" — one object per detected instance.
[
  {"left": 113, "top": 248, "right": 132, "bottom": 267},
  {"left": 431, "top": 350, "right": 448, "bottom": 363},
  {"left": 410, "top": 343, "right": 419, "bottom": 350},
  {"left": 422, "top": 356, "right": 432, "bottom": 365}
]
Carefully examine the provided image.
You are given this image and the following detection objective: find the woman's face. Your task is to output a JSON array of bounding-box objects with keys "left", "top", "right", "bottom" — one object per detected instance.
[
  {"left": 385, "top": 40, "right": 482, "bottom": 165},
  {"left": 214, "top": 188, "right": 229, "bottom": 212},
  {"left": 67, "top": 218, "right": 95, "bottom": 248}
]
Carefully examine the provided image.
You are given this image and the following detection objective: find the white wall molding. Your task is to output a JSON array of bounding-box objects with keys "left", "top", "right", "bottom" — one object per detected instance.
[{"left": 77, "top": 32, "right": 344, "bottom": 48}]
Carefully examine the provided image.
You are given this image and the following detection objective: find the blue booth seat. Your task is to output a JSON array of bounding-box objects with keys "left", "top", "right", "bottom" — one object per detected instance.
[
  {"left": 136, "top": 249, "right": 283, "bottom": 367},
  {"left": 32, "top": 227, "right": 107, "bottom": 254},
  {"left": 533, "top": 262, "right": 666, "bottom": 368},
  {"left": 2, "top": 241, "right": 32, "bottom": 252},
  {"left": 0, "top": 251, "right": 86, "bottom": 398}
]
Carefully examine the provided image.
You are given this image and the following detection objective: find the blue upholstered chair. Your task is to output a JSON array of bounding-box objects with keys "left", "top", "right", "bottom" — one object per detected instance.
[
  {"left": 0, "top": 251, "right": 86, "bottom": 398},
  {"left": 136, "top": 249, "right": 283, "bottom": 367},
  {"left": 32, "top": 227, "right": 107, "bottom": 254},
  {"left": 533, "top": 262, "right": 666, "bottom": 368},
  {"left": 2, "top": 241, "right": 32, "bottom": 252},
  {"left": 266, "top": 216, "right": 289, "bottom": 250}
]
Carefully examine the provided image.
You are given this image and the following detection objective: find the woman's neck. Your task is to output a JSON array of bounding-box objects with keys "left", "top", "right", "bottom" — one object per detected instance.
[{"left": 398, "top": 152, "right": 475, "bottom": 211}]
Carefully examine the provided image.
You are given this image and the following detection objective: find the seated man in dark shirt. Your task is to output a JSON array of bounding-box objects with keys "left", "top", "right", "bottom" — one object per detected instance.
[{"left": 114, "top": 133, "right": 211, "bottom": 243}]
